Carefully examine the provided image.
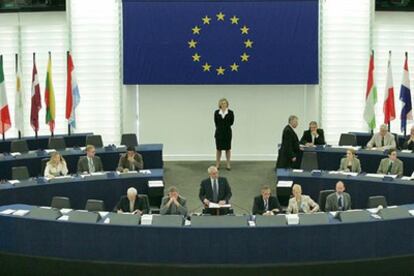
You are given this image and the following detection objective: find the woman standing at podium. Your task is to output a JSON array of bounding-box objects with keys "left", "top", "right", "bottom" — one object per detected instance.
[{"left": 214, "top": 98, "right": 234, "bottom": 170}]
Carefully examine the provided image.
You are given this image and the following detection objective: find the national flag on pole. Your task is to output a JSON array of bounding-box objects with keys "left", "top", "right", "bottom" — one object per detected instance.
[
  {"left": 0, "top": 56, "right": 12, "bottom": 135},
  {"left": 363, "top": 50, "right": 378, "bottom": 130},
  {"left": 30, "top": 54, "right": 41, "bottom": 133},
  {"left": 44, "top": 52, "right": 56, "bottom": 133},
  {"left": 400, "top": 52, "right": 412, "bottom": 133},
  {"left": 15, "top": 54, "right": 24, "bottom": 135},
  {"left": 65, "top": 52, "right": 80, "bottom": 128},
  {"left": 383, "top": 51, "right": 396, "bottom": 124}
]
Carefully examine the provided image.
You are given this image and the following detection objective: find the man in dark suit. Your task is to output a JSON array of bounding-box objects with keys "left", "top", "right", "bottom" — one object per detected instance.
[
  {"left": 199, "top": 166, "right": 232, "bottom": 206},
  {"left": 325, "top": 181, "right": 352, "bottom": 212},
  {"left": 276, "top": 115, "right": 301, "bottom": 169},
  {"left": 252, "top": 185, "right": 281, "bottom": 215},
  {"left": 117, "top": 146, "right": 144, "bottom": 172},
  {"left": 114, "top": 187, "right": 148, "bottom": 214},
  {"left": 300, "top": 121, "right": 326, "bottom": 146},
  {"left": 77, "top": 145, "right": 104, "bottom": 173}
]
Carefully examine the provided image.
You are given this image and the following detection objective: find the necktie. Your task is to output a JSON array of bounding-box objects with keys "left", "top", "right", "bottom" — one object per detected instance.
[
  {"left": 88, "top": 158, "right": 95, "bottom": 173},
  {"left": 213, "top": 179, "right": 218, "bottom": 202},
  {"left": 387, "top": 161, "right": 393, "bottom": 174},
  {"left": 338, "top": 196, "right": 343, "bottom": 210},
  {"left": 264, "top": 199, "right": 268, "bottom": 211},
  {"left": 129, "top": 200, "right": 134, "bottom": 212},
  {"left": 381, "top": 136, "right": 385, "bottom": 147}
]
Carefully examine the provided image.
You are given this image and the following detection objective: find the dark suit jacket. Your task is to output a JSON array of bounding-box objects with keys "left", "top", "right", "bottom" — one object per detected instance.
[
  {"left": 117, "top": 153, "right": 144, "bottom": 171},
  {"left": 325, "top": 192, "right": 352, "bottom": 212},
  {"left": 115, "top": 195, "right": 148, "bottom": 214},
  {"left": 199, "top": 177, "right": 232, "bottom": 204},
  {"left": 276, "top": 125, "right": 300, "bottom": 168},
  {"left": 402, "top": 137, "right": 414, "bottom": 151},
  {"left": 77, "top": 156, "right": 103, "bottom": 173},
  {"left": 300, "top": 129, "right": 326, "bottom": 145},
  {"left": 252, "top": 195, "right": 281, "bottom": 215}
]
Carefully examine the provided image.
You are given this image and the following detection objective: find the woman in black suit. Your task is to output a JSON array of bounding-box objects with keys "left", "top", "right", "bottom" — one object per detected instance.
[{"left": 214, "top": 98, "right": 234, "bottom": 170}]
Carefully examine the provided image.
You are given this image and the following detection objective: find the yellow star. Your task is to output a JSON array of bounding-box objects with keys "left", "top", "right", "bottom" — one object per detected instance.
[
  {"left": 216, "top": 12, "right": 225, "bottom": 21},
  {"left": 216, "top": 66, "right": 225, "bottom": 75},
  {"left": 188, "top": 39, "right": 197, "bottom": 48},
  {"left": 192, "top": 53, "right": 201, "bottom": 62},
  {"left": 240, "top": 25, "right": 249, "bottom": 34},
  {"left": 230, "top": 16, "right": 239, "bottom": 24},
  {"left": 192, "top": 26, "right": 201, "bottom": 35},
  {"left": 202, "top": 62, "right": 211, "bottom": 72},
  {"left": 230, "top": 63, "right": 239, "bottom": 72},
  {"left": 244, "top": 39, "right": 253, "bottom": 48},
  {"left": 240, "top": 53, "right": 250, "bottom": 62},
  {"left": 202, "top": 16, "right": 211, "bottom": 25}
]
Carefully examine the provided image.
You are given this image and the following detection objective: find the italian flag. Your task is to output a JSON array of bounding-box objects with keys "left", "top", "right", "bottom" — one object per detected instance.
[
  {"left": 363, "top": 50, "right": 378, "bottom": 130},
  {"left": 0, "top": 55, "right": 12, "bottom": 135},
  {"left": 45, "top": 53, "right": 56, "bottom": 133}
]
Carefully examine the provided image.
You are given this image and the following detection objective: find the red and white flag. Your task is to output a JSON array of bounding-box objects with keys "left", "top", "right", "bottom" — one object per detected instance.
[
  {"left": 383, "top": 51, "right": 396, "bottom": 124},
  {"left": 30, "top": 54, "right": 42, "bottom": 132}
]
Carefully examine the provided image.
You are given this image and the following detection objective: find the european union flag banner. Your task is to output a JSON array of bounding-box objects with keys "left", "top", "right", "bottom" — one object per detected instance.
[{"left": 122, "top": 0, "right": 319, "bottom": 84}]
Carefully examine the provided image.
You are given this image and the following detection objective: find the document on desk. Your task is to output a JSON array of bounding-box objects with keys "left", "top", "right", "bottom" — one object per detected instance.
[
  {"left": 98, "top": 211, "right": 109, "bottom": 217},
  {"left": 10, "top": 152, "right": 21, "bottom": 156},
  {"left": 408, "top": 210, "right": 414, "bottom": 216},
  {"left": 365, "top": 173, "right": 385, "bottom": 178},
  {"left": 13, "top": 210, "right": 30, "bottom": 216},
  {"left": 44, "top": 149, "right": 56, "bottom": 154},
  {"left": 332, "top": 146, "right": 361, "bottom": 151},
  {"left": 148, "top": 180, "right": 164, "bottom": 187},
  {"left": 208, "top": 202, "right": 231, "bottom": 208},
  {"left": 58, "top": 215, "right": 69, "bottom": 221},
  {"left": 277, "top": 180, "right": 293, "bottom": 188},
  {"left": 60, "top": 208, "right": 72, "bottom": 214},
  {"left": 8, "top": 180, "right": 20, "bottom": 185},
  {"left": 292, "top": 169, "right": 304, "bottom": 173},
  {"left": 285, "top": 214, "right": 299, "bottom": 225},
  {"left": 139, "top": 169, "right": 152, "bottom": 174},
  {"left": 0, "top": 209, "right": 16, "bottom": 215}
]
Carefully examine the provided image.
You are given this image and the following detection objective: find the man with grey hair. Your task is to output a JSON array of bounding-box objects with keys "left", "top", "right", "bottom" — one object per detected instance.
[
  {"left": 160, "top": 186, "right": 188, "bottom": 216},
  {"left": 199, "top": 166, "right": 232, "bottom": 207},
  {"left": 276, "top": 115, "right": 301, "bottom": 168},
  {"left": 114, "top": 187, "right": 148, "bottom": 214},
  {"left": 300, "top": 121, "right": 326, "bottom": 146},
  {"left": 366, "top": 124, "right": 396, "bottom": 150}
]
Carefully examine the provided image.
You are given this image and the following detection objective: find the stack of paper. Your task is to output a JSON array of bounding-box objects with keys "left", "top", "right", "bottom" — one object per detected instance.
[
  {"left": 0, "top": 209, "right": 16, "bottom": 215},
  {"left": 208, "top": 202, "right": 231, "bottom": 208},
  {"left": 8, "top": 180, "right": 20, "bottom": 185},
  {"left": 13, "top": 210, "right": 30, "bottom": 216},
  {"left": 10, "top": 152, "right": 21, "bottom": 156},
  {"left": 365, "top": 173, "right": 385, "bottom": 178},
  {"left": 141, "top": 214, "right": 153, "bottom": 225},
  {"left": 148, "top": 180, "right": 164, "bottom": 188},
  {"left": 285, "top": 214, "right": 299, "bottom": 225},
  {"left": 277, "top": 180, "right": 293, "bottom": 188}
]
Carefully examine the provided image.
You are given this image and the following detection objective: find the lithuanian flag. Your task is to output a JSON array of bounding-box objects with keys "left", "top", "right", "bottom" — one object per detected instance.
[{"left": 45, "top": 52, "right": 56, "bottom": 133}]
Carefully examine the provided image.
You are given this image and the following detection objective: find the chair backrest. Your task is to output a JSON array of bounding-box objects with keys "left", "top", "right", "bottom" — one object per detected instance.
[
  {"left": 51, "top": 196, "right": 71, "bottom": 209},
  {"left": 338, "top": 133, "right": 357, "bottom": 146},
  {"left": 11, "top": 140, "right": 29, "bottom": 153},
  {"left": 391, "top": 133, "right": 399, "bottom": 150},
  {"left": 138, "top": 194, "right": 150, "bottom": 213},
  {"left": 40, "top": 158, "right": 49, "bottom": 176},
  {"left": 367, "top": 196, "right": 388, "bottom": 208},
  {"left": 48, "top": 137, "right": 66, "bottom": 150},
  {"left": 12, "top": 166, "right": 30, "bottom": 180},
  {"left": 121, "top": 133, "right": 138, "bottom": 147},
  {"left": 300, "top": 151, "right": 319, "bottom": 171},
  {"left": 318, "top": 189, "right": 335, "bottom": 212},
  {"left": 84, "top": 199, "right": 105, "bottom": 212},
  {"left": 86, "top": 135, "right": 103, "bottom": 148}
]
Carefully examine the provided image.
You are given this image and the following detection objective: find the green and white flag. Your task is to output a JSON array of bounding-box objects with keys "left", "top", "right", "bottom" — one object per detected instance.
[{"left": 363, "top": 51, "right": 378, "bottom": 130}]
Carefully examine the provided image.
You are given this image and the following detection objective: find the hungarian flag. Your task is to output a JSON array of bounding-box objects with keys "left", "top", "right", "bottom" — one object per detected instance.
[
  {"left": 44, "top": 53, "right": 56, "bottom": 133},
  {"left": 30, "top": 55, "right": 41, "bottom": 132},
  {"left": 383, "top": 51, "right": 396, "bottom": 124},
  {"left": 363, "top": 50, "right": 378, "bottom": 130},
  {"left": 15, "top": 54, "right": 24, "bottom": 134},
  {"left": 0, "top": 56, "right": 12, "bottom": 134},
  {"left": 400, "top": 52, "right": 412, "bottom": 133},
  {"left": 65, "top": 52, "right": 80, "bottom": 128}
]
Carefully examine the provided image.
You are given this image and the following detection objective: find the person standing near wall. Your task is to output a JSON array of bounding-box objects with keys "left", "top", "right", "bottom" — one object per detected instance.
[{"left": 214, "top": 98, "right": 234, "bottom": 171}]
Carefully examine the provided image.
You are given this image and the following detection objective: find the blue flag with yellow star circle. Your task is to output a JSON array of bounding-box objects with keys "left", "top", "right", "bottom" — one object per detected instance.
[{"left": 123, "top": 0, "right": 318, "bottom": 84}]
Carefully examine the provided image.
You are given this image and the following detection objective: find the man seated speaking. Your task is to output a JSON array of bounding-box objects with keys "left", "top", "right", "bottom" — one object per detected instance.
[
  {"left": 117, "top": 146, "right": 144, "bottom": 172},
  {"left": 252, "top": 185, "right": 281, "bottom": 215},
  {"left": 366, "top": 124, "right": 396, "bottom": 150},
  {"left": 199, "top": 166, "right": 232, "bottom": 208},
  {"left": 325, "top": 181, "right": 351, "bottom": 212},
  {"left": 160, "top": 186, "right": 188, "bottom": 216},
  {"left": 114, "top": 187, "right": 148, "bottom": 215},
  {"left": 77, "top": 145, "right": 103, "bottom": 174}
]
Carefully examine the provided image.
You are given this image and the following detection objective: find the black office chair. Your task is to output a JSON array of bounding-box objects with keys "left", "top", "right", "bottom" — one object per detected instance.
[
  {"left": 338, "top": 134, "right": 357, "bottom": 146},
  {"left": 318, "top": 189, "right": 335, "bottom": 212},
  {"left": 10, "top": 140, "right": 29, "bottom": 153},
  {"left": 300, "top": 151, "right": 319, "bottom": 171},
  {"left": 48, "top": 137, "right": 66, "bottom": 150},
  {"left": 85, "top": 199, "right": 105, "bottom": 212},
  {"left": 12, "top": 166, "right": 30, "bottom": 180},
  {"left": 138, "top": 194, "right": 151, "bottom": 214},
  {"left": 391, "top": 133, "right": 399, "bottom": 150},
  {"left": 121, "top": 133, "right": 138, "bottom": 148},
  {"left": 40, "top": 158, "right": 49, "bottom": 176},
  {"left": 367, "top": 196, "right": 388, "bottom": 208},
  {"left": 86, "top": 135, "right": 103, "bottom": 148},
  {"left": 51, "top": 196, "right": 71, "bottom": 209}
]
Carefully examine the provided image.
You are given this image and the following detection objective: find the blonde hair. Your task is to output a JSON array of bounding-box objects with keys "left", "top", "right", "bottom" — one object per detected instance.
[
  {"left": 48, "top": 152, "right": 65, "bottom": 166},
  {"left": 218, "top": 98, "right": 229, "bottom": 108},
  {"left": 347, "top": 148, "right": 356, "bottom": 156},
  {"left": 85, "top": 145, "right": 95, "bottom": 152},
  {"left": 292, "top": 184, "right": 302, "bottom": 194}
]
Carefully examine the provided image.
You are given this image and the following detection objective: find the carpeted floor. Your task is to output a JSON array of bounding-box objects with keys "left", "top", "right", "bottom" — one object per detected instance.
[{"left": 163, "top": 161, "right": 277, "bottom": 215}]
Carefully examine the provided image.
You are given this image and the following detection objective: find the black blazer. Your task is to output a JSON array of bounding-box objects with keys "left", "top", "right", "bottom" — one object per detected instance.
[
  {"left": 199, "top": 177, "right": 232, "bottom": 203},
  {"left": 214, "top": 109, "right": 234, "bottom": 139},
  {"left": 300, "top": 129, "right": 326, "bottom": 145},
  {"left": 402, "top": 137, "right": 414, "bottom": 151},
  {"left": 114, "top": 195, "right": 148, "bottom": 214},
  {"left": 252, "top": 195, "right": 281, "bottom": 215},
  {"left": 276, "top": 125, "right": 300, "bottom": 168}
]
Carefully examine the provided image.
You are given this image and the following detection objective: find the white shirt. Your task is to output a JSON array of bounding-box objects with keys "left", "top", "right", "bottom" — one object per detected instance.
[
  {"left": 218, "top": 108, "right": 228, "bottom": 119},
  {"left": 44, "top": 162, "right": 68, "bottom": 178}
]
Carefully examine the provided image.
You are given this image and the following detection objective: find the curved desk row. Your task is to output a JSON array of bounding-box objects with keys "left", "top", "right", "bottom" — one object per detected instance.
[
  {"left": 0, "top": 169, "right": 164, "bottom": 210},
  {"left": 0, "top": 203, "right": 413, "bottom": 266},
  {"left": 276, "top": 169, "right": 414, "bottom": 209},
  {"left": 0, "top": 144, "right": 163, "bottom": 180}
]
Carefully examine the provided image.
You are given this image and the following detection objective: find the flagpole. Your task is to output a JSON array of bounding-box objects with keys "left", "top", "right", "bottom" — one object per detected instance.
[
  {"left": 15, "top": 53, "right": 21, "bottom": 139},
  {"left": 1, "top": 55, "right": 5, "bottom": 141},
  {"left": 33, "top": 52, "right": 38, "bottom": 139},
  {"left": 67, "top": 51, "right": 71, "bottom": 136},
  {"left": 48, "top": 51, "right": 54, "bottom": 138},
  {"left": 388, "top": 50, "right": 391, "bottom": 132}
]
